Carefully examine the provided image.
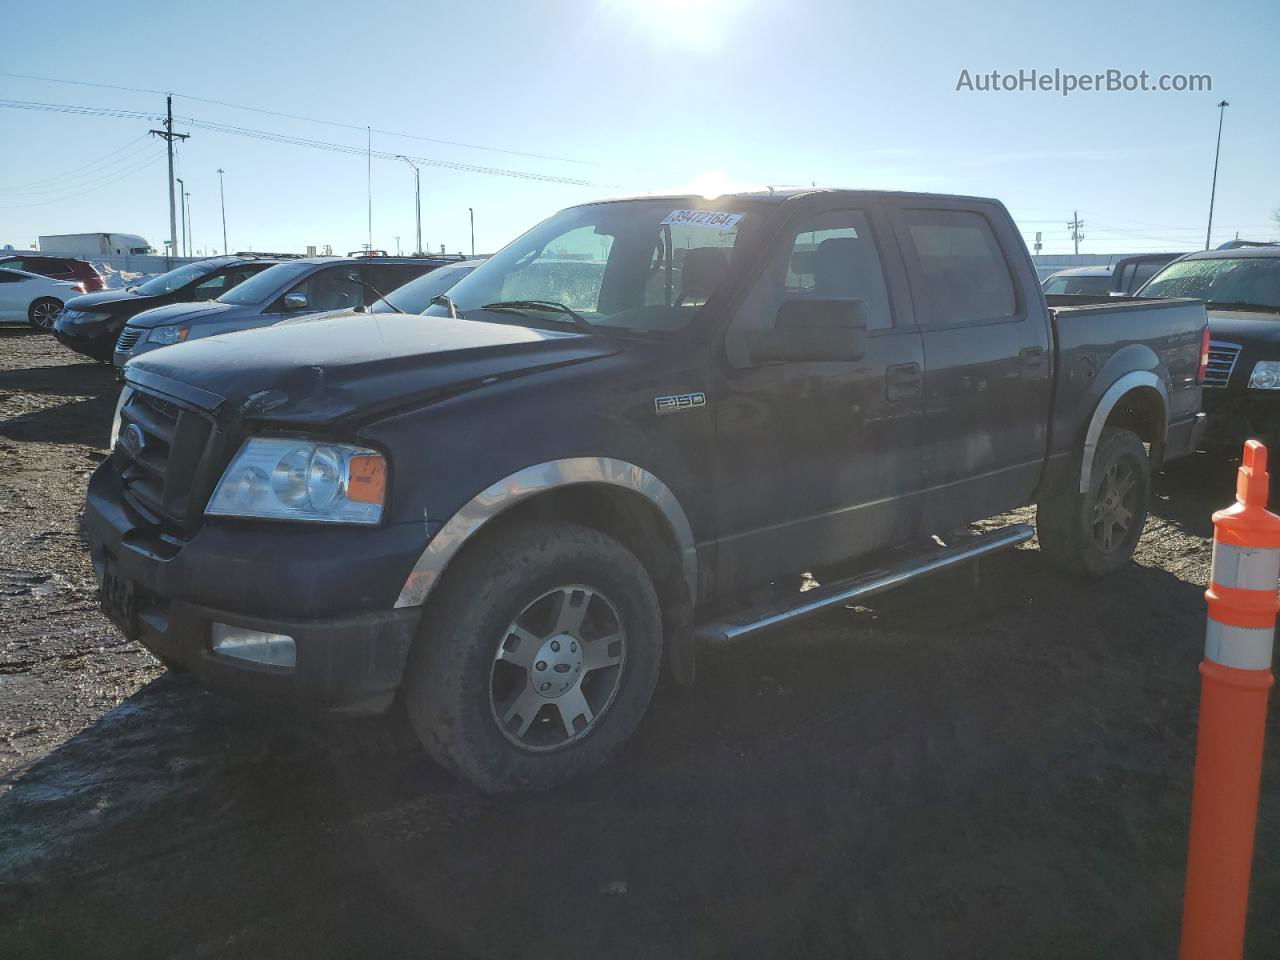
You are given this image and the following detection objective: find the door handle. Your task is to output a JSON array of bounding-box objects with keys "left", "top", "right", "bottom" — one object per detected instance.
[
  {"left": 1018, "top": 346, "right": 1047, "bottom": 380},
  {"left": 885, "top": 362, "right": 922, "bottom": 401}
]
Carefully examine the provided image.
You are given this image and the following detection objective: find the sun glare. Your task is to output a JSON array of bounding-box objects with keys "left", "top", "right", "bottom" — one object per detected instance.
[{"left": 609, "top": 0, "right": 747, "bottom": 50}]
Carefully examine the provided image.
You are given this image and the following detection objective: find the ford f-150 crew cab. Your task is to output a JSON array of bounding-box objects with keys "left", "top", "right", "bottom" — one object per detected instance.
[{"left": 83, "top": 189, "right": 1208, "bottom": 792}]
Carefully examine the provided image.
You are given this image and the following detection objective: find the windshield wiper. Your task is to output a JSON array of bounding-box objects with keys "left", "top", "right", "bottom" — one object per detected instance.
[
  {"left": 481, "top": 299, "right": 593, "bottom": 334},
  {"left": 1205, "top": 300, "right": 1280, "bottom": 313},
  {"left": 347, "top": 271, "right": 403, "bottom": 314},
  {"left": 431, "top": 294, "right": 462, "bottom": 319}
]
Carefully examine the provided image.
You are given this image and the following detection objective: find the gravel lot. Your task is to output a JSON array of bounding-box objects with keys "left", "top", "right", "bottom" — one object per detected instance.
[{"left": 1, "top": 327, "right": 1277, "bottom": 959}]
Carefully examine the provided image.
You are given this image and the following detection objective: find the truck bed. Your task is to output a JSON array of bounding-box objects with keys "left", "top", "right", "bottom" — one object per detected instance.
[{"left": 1041, "top": 294, "right": 1207, "bottom": 494}]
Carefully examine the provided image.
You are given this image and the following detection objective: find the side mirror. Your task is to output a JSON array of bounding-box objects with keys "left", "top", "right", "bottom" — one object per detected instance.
[
  {"left": 746, "top": 299, "right": 869, "bottom": 364},
  {"left": 283, "top": 291, "right": 308, "bottom": 310}
]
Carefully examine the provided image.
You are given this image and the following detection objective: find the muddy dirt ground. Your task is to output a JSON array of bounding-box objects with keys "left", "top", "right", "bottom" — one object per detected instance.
[{"left": 1, "top": 327, "right": 1277, "bottom": 959}]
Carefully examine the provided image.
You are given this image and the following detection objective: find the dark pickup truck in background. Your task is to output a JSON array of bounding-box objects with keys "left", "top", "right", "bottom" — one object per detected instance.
[{"left": 82, "top": 189, "right": 1207, "bottom": 791}]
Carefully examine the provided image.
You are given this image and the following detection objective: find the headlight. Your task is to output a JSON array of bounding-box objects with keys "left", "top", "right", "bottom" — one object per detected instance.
[
  {"left": 68, "top": 310, "right": 111, "bottom": 325},
  {"left": 1249, "top": 361, "right": 1280, "bottom": 390},
  {"left": 206, "top": 437, "right": 386, "bottom": 525},
  {"left": 109, "top": 386, "right": 134, "bottom": 449},
  {"left": 148, "top": 325, "right": 189, "bottom": 345}
]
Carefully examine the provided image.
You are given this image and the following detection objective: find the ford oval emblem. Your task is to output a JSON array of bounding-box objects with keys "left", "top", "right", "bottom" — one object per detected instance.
[{"left": 119, "top": 423, "right": 146, "bottom": 457}]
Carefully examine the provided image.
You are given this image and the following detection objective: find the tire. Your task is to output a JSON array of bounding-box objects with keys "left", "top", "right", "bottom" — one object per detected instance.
[
  {"left": 402, "top": 521, "right": 664, "bottom": 792},
  {"left": 1037, "top": 427, "right": 1150, "bottom": 576},
  {"left": 28, "top": 298, "right": 63, "bottom": 330}
]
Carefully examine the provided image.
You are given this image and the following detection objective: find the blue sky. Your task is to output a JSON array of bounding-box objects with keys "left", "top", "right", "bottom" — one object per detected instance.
[{"left": 2, "top": 0, "right": 1277, "bottom": 257}]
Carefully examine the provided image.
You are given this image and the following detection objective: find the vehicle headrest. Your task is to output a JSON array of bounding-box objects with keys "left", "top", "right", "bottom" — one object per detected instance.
[
  {"left": 814, "top": 237, "right": 861, "bottom": 296},
  {"left": 679, "top": 247, "right": 731, "bottom": 302}
]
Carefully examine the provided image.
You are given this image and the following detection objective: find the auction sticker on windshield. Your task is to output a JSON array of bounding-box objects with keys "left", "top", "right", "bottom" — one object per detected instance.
[{"left": 661, "top": 209, "right": 744, "bottom": 228}]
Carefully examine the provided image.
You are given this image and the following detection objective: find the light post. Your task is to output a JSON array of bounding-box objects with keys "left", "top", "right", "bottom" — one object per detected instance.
[
  {"left": 469, "top": 207, "right": 475, "bottom": 257},
  {"left": 183, "top": 191, "right": 192, "bottom": 258},
  {"left": 176, "top": 177, "right": 186, "bottom": 257},
  {"left": 217, "top": 168, "right": 228, "bottom": 255},
  {"left": 396, "top": 155, "right": 422, "bottom": 254},
  {"left": 1206, "top": 100, "right": 1230, "bottom": 250}
]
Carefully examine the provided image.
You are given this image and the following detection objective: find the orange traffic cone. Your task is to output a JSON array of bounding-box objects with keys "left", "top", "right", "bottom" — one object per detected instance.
[{"left": 1180, "top": 440, "right": 1279, "bottom": 960}]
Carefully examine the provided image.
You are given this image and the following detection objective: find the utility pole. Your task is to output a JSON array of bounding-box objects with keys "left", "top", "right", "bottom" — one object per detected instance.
[
  {"left": 217, "top": 168, "right": 228, "bottom": 255},
  {"left": 469, "top": 207, "right": 475, "bottom": 257},
  {"left": 367, "top": 126, "right": 373, "bottom": 255},
  {"left": 148, "top": 95, "right": 188, "bottom": 268},
  {"left": 1206, "top": 100, "right": 1230, "bottom": 250},
  {"left": 396, "top": 156, "right": 422, "bottom": 254},
  {"left": 176, "top": 177, "right": 186, "bottom": 257},
  {"left": 1067, "top": 210, "right": 1085, "bottom": 255}
]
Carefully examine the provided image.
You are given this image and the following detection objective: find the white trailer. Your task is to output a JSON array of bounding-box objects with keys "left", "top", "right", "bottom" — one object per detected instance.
[{"left": 38, "top": 233, "right": 154, "bottom": 257}]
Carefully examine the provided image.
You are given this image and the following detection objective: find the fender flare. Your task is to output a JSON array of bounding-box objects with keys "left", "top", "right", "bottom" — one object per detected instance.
[
  {"left": 1078, "top": 371, "right": 1168, "bottom": 493},
  {"left": 393, "top": 457, "right": 699, "bottom": 609}
]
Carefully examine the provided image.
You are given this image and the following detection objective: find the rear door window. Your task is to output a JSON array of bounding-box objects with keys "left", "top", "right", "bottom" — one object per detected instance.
[{"left": 901, "top": 209, "right": 1016, "bottom": 325}]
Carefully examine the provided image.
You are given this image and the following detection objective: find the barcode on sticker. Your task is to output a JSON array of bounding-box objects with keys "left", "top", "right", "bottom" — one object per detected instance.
[{"left": 661, "top": 210, "right": 744, "bottom": 229}]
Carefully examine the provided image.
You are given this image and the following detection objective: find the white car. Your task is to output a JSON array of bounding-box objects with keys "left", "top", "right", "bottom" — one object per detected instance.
[{"left": 0, "top": 267, "right": 84, "bottom": 329}]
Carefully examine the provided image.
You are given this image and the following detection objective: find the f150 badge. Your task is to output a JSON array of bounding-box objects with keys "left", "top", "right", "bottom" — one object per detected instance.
[{"left": 654, "top": 392, "right": 706, "bottom": 416}]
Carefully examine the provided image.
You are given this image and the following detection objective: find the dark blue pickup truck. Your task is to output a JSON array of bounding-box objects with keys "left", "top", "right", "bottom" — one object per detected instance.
[{"left": 82, "top": 189, "right": 1207, "bottom": 791}]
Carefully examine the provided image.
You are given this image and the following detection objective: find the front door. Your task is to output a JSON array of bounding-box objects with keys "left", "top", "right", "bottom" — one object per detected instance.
[{"left": 712, "top": 201, "right": 925, "bottom": 596}]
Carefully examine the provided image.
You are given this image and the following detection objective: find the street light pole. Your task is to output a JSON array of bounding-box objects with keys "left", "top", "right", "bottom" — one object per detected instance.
[
  {"left": 184, "top": 191, "right": 192, "bottom": 257},
  {"left": 469, "top": 207, "right": 475, "bottom": 257},
  {"left": 396, "top": 155, "right": 421, "bottom": 254},
  {"left": 217, "top": 168, "right": 228, "bottom": 255},
  {"left": 1206, "top": 100, "right": 1230, "bottom": 250},
  {"left": 176, "top": 177, "right": 186, "bottom": 257}
]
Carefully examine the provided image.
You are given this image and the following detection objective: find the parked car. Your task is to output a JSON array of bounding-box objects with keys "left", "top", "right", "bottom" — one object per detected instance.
[
  {"left": 85, "top": 189, "right": 1206, "bottom": 792},
  {"left": 1042, "top": 253, "right": 1179, "bottom": 297},
  {"left": 1042, "top": 266, "right": 1114, "bottom": 296},
  {"left": 0, "top": 268, "right": 85, "bottom": 328},
  {"left": 1137, "top": 246, "right": 1280, "bottom": 448},
  {"left": 113, "top": 256, "right": 460, "bottom": 368},
  {"left": 0, "top": 254, "right": 105, "bottom": 292},
  {"left": 52, "top": 255, "right": 287, "bottom": 362}
]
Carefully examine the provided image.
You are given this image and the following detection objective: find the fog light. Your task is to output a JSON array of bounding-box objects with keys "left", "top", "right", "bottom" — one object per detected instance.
[{"left": 210, "top": 623, "right": 296, "bottom": 668}]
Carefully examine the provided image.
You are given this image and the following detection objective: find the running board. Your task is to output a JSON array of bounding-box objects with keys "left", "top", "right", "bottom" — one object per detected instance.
[{"left": 694, "top": 523, "right": 1035, "bottom": 647}]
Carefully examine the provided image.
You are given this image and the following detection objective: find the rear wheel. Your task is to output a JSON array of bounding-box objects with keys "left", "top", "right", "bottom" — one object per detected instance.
[
  {"left": 402, "top": 521, "right": 663, "bottom": 792},
  {"left": 1037, "top": 427, "right": 1150, "bottom": 576},
  {"left": 28, "top": 298, "right": 62, "bottom": 330}
]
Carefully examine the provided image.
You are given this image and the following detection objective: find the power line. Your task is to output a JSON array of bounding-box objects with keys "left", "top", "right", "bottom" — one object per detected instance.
[
  {"left": 0, "top": 98, "right": 604, "bottom": 188},
  {"left": 0, "top": 70, "right": 607, "bottom": 168},
  {"left": 0, "top": 151, "right": 165, "bottom": 209},
  {"left": 0, "top": 145, "right": 164, "bottom": 198},
  {"left": 0, "top": 134, "right": 153, "bottom": 192}
]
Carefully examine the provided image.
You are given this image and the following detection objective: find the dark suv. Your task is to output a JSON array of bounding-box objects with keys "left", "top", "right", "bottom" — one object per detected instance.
[
  {"left": 52, "top": 255, "right": 287, "bottom": 362},
  {"left": 0, "top": 254, "right": 105, "bottom": 292}
]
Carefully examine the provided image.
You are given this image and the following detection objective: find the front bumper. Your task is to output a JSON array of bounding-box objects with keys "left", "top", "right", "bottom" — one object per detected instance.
[
  {"left": 53, "top": 314, "right": 123, "bottom": 361},
  {"left": 83, "top": 459, "right": 428, "bottom": 713}
]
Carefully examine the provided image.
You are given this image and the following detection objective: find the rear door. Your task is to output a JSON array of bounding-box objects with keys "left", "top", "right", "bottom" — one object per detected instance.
[
  {"left": 713, "top": 198, "right": 925, "bottom": 593},
  {"left": 885, "top": 200, "right": 1052, "bottom": 532}
]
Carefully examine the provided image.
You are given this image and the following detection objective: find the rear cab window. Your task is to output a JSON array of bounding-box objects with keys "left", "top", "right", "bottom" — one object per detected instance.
[{"left": 899, "top": 208, "right": 1018, "bottom": 326}]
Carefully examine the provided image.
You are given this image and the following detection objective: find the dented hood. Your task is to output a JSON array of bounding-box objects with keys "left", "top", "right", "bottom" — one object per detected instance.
[{"left": 123, "top": 312, "right": 618, "bottom": 424}]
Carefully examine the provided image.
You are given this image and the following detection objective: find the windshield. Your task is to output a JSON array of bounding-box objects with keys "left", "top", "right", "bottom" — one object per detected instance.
[
  {"left": 133, "top": 261, "right": 222, "bottom": 296},
  {"left": 373, "top": 262, "right": 479, "bottom": 314},
  {"left": 217, "top": 261, "right": 310, "bottom": 306},
  {"left": 434, "top": 198, "right": 762, "bottom": 333},
  {"left": 1139, "top": 257, "right": 1280, "bottom": 311}
]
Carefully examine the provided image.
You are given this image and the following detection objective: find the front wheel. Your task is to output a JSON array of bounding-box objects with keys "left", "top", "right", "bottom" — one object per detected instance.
[
  {"left": 28, "top": 298, "right": 63, "bottom": 330},
  {"left": 402, "top": 522, "right": 663, "bottom": 792},
  {"left": 1037, "top": 426, "right": 1151, "bottom": 576}
]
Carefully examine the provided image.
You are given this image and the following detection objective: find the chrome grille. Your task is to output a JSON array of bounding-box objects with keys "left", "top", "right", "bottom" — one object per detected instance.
[
  {"left": 1203, "top": 340, "right": 1241, "bottom": 387},
  {"left": 115, "top": 388, "right": 216, "bottom": 526},
  {"left": 116, "top": 326, "right": 145, "bottom": 353}
]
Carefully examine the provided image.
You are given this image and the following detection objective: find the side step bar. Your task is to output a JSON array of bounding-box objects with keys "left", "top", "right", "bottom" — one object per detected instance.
[{"left": 694, "top": 523, "right": 1035, "bottom": 647}]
